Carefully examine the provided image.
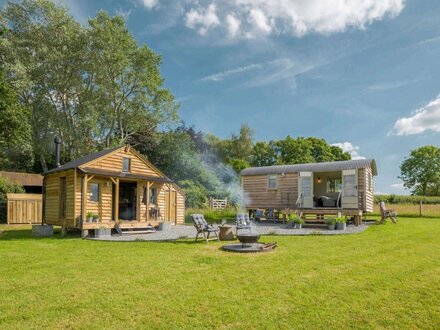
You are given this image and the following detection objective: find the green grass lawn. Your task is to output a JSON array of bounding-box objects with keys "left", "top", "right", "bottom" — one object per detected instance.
[{"left": 1, "top": 218, "right": 440, "bottom": 329}]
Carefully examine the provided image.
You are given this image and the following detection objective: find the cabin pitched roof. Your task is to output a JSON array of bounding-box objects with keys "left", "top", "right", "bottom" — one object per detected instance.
[
  {"left": 240, "top": 159, "right": 378, "bottom": 176},
  {"left": 44, "top": 146, "right": 122, "bottom": 174},
  {"left": 44, "top": 146, "right": 171, "bottom": 180}
]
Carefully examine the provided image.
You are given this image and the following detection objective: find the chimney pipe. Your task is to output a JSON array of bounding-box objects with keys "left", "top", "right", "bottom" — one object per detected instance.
[{"left": 54, "top": 137, "right": 62, "bottom": 168}]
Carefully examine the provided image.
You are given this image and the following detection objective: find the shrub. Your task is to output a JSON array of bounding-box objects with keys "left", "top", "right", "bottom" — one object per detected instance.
[
  {"left": 0, "top": 177, "right": 24, "bottom": 202},
  {"left": 374, "top": 194, "right": 440, "bottom": 205},
  {"left": 325, "top": 218, "right": 336, "bottom": 225},
  {"left": 334, "top": 216, "right": 346, "bottom": 224},
  {"left": 185, "top": 207, "right": 238, "bottom": 223}
]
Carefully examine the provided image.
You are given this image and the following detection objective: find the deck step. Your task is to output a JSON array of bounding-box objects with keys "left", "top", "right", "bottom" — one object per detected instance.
[{"left": 121, "top": 229, "right": 156, "bottom": 235}]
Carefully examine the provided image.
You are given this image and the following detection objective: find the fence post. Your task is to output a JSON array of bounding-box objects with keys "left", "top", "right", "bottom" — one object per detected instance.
[{"left": 419, "top": 200, "right": 422, "bottom": 217}]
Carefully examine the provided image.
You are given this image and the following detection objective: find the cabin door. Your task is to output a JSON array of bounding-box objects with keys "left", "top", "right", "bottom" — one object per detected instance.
[
  {"left": 118, "top": 182, "right": 137, "bottom": 220},
  {"left": 298, "top": 172, "right": 313, "bottom": 208},
  {"left": 165, "top": 189, "right": 177, "bottom": 223},
  {"left": 342, "top": 169, "right": 358, "bottom": 209}
]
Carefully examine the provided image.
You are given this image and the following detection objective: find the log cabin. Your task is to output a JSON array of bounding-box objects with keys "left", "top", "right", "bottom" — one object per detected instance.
[
  {"left": 240, "top": 159, "right": 377, "bottom": 225},
  {"left": 43, "top": 145, "right": 185, "bottom": 236}
]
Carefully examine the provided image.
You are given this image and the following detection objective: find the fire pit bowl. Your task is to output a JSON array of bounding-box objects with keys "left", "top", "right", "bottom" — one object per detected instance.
[{"left": 237, "top": 233, "right": 261, "bottom": 245}]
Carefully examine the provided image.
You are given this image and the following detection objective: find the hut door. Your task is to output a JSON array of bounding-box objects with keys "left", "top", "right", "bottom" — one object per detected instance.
[
  {"left": 342, "top": 169, "right": 358, "bottom": 209},
  {"left": 298, "top": 172, "right": 313, "bottom": 208},
  {"left": 165, "top": 189, "right": 177, "bottom": 222},
  {"left": 170, "top": 190, "right": 177, "bottom": 223}
]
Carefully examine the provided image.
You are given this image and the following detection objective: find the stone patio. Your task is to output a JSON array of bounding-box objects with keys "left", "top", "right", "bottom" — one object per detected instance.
[{"left": 86, "top": 222, "right": 372, "bottom": 242}]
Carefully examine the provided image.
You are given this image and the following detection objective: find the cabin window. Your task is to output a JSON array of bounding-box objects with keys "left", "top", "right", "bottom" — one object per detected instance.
[
  {"left": 268, "top": 175, "right": 277, "bottom": 189},
  {"left": 327, "top": 178, "right": 342, "bottom": 192},
  {"left": 59, "top": 177, "right": 67, "bottom": 218},
  {"left": 368, "top": 173, "right": 373, "bottom": 192},
  {"left": 142, "top": 187, "right": 157, "bottom": 205},
  {"left": 90, "top": 183, "right": 100, "bottom": 202},
  {"left": 122, "top": 157, "right": 131, "bottom": 172}
]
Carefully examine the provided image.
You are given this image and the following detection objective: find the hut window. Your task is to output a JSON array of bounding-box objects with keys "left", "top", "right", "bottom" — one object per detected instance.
[
  {"left": 59, "top": 177, "right": 67, "bottom": 218},
  {"left": 368, "top": 173, "right": 373, "bottom": 191},
  {"left": 142, "top": 187, "right": 157, "bottom": 205},
  {"left": 122, "top": 157, "right": 131, "bottom": 172},
  {"left": 327, "top": 178, "right": 342, "bottom": 192},
  {"left": 268, "top": 175, "right": 277, "bottom": 189},
  {"left": 90, "top": 183, "right": 100, "bottom": 202}
]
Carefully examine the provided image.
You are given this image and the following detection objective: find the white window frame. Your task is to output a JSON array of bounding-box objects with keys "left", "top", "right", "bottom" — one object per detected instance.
[{"left": 267, "top": 175, "right": 277, "bottom": 190}]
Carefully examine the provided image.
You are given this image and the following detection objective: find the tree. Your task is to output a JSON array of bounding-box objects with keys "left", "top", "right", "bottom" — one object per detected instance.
[
  {"left": 399, "top": 146, "right": 440, "bottom": 196},
  {"left": 0, "top": 67, "right": 33, "bottom": 171},
  {"left": 0, "top": 177, "right": 24, "bottom": 202},
  {"left": 0, "top": 0, "right": 177, "bottom": 166},
  {"left": 251, "top": 141, "right": 277, "bottom": 166},
  {"left": 330, "top": 145, "right": 351, "bottom": 161},
  {"left": 274, "top": 136, "right": 314, "bottom": 164}
]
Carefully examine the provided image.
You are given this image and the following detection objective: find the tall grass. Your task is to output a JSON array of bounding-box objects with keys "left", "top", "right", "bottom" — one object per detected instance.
[
  {"left": 371, "top": 203, "right": 440, "bottom": 218},
  {"left": 185, "top": 207, "right": 238, "bottom": 223}
]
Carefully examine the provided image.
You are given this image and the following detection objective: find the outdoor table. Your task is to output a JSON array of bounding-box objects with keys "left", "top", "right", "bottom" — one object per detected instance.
[{"left": 218, "top": 225, "right": 234, "bottom": 241}]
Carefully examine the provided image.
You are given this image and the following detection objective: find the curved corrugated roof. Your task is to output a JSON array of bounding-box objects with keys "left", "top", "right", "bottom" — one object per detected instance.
[{"left": 240, "top": 159, "right": 377, "bottom": 176}]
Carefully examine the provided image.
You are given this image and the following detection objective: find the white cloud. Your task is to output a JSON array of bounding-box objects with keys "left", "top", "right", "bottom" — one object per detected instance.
[
  {"left": 200, "top": 63, "right": 262, "bottom": 82},
  {"left": 139, "top": 0, "right": 158, "bottom": 9},
  {"left": 391, "top": 96, "right": 440, "bottom": 135},
  {"left": 248, "top": 8, "right": 272, "bottom": 35},
  {"left": 390, "top": 183, "right": 404, "bottom": 189},
  {"left": 200, "top": 58, "right": 314, "bottom": 89},
  {"left": 183, "top": 0, "right": 405, "bottom": 38},
  {"left": 331, "top": 142, "right": 366, "bottom": 160},
  {"left": 226, "top": 14, "right": 240, "bottom": 37},
  {"left": 185, "top": 4, "right": 220, "bottom": 35}
]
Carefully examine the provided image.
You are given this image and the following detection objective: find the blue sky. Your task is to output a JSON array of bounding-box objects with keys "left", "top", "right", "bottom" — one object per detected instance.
[{"left": 6, "top": 0, "right": 440, "bottom": 194}]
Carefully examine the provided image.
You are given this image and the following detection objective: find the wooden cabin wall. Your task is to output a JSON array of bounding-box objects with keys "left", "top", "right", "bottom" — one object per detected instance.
[
  {"left": 86, "top": 149, "right": 160, "bottom": 177},
  {"left": 176, "top": 188, "right": 185, "bottom": 224},
  {"left": 85, "top": 178, "right": 113, "bottom": 222},
  {"left": 155, "top": 184, "right": 185, "bottom": 224},
  {"left": 44, "top": 170, "right": 75, "bottom": 227},
  {"left": 242, "top": 173, "right": 298, "bottom": 209}
]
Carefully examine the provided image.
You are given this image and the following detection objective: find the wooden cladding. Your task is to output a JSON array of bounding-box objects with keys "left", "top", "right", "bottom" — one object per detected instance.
[
  {"left": 6, "top": 193, "right": 42, "bottom": 224},
  {"left": 59, "top": 177, "right": 67, "bottom": 219}
]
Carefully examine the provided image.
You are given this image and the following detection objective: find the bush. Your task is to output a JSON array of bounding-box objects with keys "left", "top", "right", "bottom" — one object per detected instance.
[
  {"left": 178, "top": 180, "right": 208, "bottom": 208},
  {"left": 374, "top": 194, "right": 440, "bottom": 205},
  {"left": 185, "top": 207, "right": 238, "bottom": 223},
  {"left": 0, "top": 177, "right": 24, "bottom": 202}
]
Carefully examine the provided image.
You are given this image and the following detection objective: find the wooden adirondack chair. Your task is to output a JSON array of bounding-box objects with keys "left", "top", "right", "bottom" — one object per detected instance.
[
  {"left": 379, "top": 201, "right": 398, "bottom": 224},
  {"left": 191, "top": 214, "right": 220, "bottom": 243}
]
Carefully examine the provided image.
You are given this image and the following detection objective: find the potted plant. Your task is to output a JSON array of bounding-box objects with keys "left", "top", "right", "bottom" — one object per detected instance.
[
  {"left": 86, "top": 212, "right": 94, "bottom": 223},
  {"left": 293, "top": 218, "right": 305, "bottom": 229},
  {"left": 93, "top": 214, "right": 99, "bottom": 223},
  {"left": 335, "top": 216, "right": 347, "bottom": 230},
  {"left": 286, "top": 214, "right": 299, "bottom": 228},
  {"left": 325, "top": 218, "right": 336, "bottom": 230},
  {"left": 95, "top": 226, "right": 111, "bottom": 238}
]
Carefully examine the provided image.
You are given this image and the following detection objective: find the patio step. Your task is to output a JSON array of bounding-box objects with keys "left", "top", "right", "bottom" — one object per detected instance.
[{"left": 115, "top": 223, "right": 156, "bottom": 235}]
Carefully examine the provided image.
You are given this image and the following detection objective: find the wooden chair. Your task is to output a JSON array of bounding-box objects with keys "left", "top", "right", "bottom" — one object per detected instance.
[
  {"left": 191, "top": 214, "right": 220, "bottom": 243},
  {"left": 379, "top": 201, "right": 398, "bottom": 224},
  {"left": 235, "top": 213, "right": 252, "bottom": 234}
]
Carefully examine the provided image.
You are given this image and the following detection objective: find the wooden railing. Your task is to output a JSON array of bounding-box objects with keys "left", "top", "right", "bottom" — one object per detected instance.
[{"left": 6, "top": 193, "right": 42, "bottom": 224}]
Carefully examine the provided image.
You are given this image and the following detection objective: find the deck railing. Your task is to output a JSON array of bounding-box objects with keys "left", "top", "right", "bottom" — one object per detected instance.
[
  {"left": 336, "top": 191, "right": 342, "bottom": 216},
  {"left": 295, "top": 192, "right": 303, "bottom": 209}
]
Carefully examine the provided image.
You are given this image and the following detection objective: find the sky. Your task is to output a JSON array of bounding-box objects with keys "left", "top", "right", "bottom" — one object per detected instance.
[{"left": 4, "top": 0, "right": 440, "bottom": 194}]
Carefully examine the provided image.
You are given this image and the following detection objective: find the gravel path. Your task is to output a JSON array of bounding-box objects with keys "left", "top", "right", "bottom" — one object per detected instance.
[{"left": 87, "top": 222, "right": 371, "bottom": 242}]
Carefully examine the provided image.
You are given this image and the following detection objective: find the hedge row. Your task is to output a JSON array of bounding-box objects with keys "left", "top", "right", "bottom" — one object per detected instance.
[{"left": 374, "top": 194, "right": 440, "bottom": 204}]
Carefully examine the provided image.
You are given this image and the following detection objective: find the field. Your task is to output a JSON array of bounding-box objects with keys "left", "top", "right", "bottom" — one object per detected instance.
[
  {"left": 372, "top": 203, "right": 440, "bottom": 218},
  {"left": 1, "top": 218, "right": 440, "bottom": 329}
]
